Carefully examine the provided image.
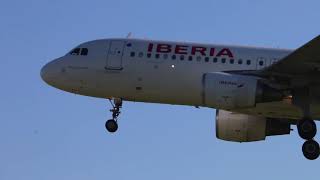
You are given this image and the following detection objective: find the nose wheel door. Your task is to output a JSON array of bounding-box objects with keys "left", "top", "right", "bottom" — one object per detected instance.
[{"left": 106, "top": 40, "right": 125, "bottom": 70}]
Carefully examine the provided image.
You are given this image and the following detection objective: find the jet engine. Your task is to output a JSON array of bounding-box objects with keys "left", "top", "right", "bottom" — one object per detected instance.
[
  {"left": 215, "top": 110, "right": 291, "bottom": 142},
  {"left": 203, "top": 72, "right": 283, "bottom": 109}
]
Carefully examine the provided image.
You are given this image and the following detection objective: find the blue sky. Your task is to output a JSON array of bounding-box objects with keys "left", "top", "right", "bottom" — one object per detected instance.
[{"left": 1, "top": 0, "right": 320, "bottom": 179}]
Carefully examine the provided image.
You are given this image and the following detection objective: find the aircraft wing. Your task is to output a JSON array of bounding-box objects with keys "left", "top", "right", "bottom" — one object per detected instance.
[{"left": 261, "top": 35, "right": 320, "bottom": 78}]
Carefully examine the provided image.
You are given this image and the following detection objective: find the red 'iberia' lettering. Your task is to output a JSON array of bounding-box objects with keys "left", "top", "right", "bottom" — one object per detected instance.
[
  {"left": 156, "top": 44, "right": 171, "bottom": 53},
  {"left": 147, "top": 43, "right": 153, "bottom": 52},
  {"left": 147, "top": 43, "right": 234, "bottom": 58},
  {"left": 175, "top": 45, "right": 188, "bottom": 54},
  {"left": 216, "top": 48, "right": 233, "bottom": 58},
  {"left": 191, "top": 46, "right": 206, "bottom": 56}
]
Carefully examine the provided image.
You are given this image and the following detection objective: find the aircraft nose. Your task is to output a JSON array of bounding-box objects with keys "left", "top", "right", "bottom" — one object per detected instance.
[
  {"left": 40, "top": 63, "right": 49, "bottom": 83},
  {"left": 40, "top": 60, "right": 61, "bottom": 85}
]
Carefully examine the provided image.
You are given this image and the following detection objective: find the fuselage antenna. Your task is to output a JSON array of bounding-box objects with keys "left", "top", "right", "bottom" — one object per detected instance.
[{"left": 126, "top": 32, "right": 132, "bottom": 38}]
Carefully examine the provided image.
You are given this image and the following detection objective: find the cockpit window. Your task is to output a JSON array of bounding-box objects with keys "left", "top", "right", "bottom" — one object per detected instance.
[
  {"left": 69, "top": 48, "right": 88, "bottom": 56},
  {"left": 70, "top": 48, "right": 80, "bottom": 55},
  {"left": 80, "top": 48, "right": 88, "bottom": 56}
]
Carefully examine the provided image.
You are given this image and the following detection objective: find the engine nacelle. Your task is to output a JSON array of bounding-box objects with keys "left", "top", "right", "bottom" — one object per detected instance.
[
  {"left": 216, "top": 110, "right": 291, "bottom": 142},
  {"left": 203, "top": 72, "right": 283, "bottom": 109}
]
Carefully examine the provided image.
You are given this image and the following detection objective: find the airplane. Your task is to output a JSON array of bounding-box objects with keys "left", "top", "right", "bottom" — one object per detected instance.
[{"left": 41, "top": 35, "right": 320, "bottom": 160}]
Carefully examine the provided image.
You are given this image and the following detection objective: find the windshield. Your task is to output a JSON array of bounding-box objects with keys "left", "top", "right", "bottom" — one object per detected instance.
[{"left": 68, "top": 48, "right": 88, "bottom": 56}]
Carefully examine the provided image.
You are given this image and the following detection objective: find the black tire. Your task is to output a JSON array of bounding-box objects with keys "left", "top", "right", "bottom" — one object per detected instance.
[
  {"left": 297, "top": 118, "right": 317, "bottom": 140},
  {"left": 302, "top": 140, "right": 320, "bottom": 160},
  {"left": 105, "top": 119, "right": 118, "bottom": 133}
]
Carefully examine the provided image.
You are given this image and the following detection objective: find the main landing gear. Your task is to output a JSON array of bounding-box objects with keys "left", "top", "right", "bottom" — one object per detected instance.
[
  {"left": 293, "top": 88, "right": 319, "bottom": 160},
  {"left": 105, "top": 98, "right": 122, "bottom": 133},
  {"left": 297, "top": 117, "right": 319, "bottom": 160}
]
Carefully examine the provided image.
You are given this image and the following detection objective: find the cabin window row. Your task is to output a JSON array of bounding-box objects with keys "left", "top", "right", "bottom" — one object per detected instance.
[{"left": 130, "top": 52, "right": 258, "bottom": 65}]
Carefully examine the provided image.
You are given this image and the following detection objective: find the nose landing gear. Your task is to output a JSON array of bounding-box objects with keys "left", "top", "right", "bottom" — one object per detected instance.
[{"left": 105, "top": 98, "right": 122, "bottom": 133}]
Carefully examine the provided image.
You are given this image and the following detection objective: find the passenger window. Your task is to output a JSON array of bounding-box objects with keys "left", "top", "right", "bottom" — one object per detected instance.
[
  {"left": 180, "top": 55, "right": 185, "bottom": 60},
  {"left": 246, "top": 60, "right": 251, "bottom": 65},
  {"left": 238, "top": 59, "right": 243, "bottom": 64},
  {"left": 163, "top": 54, "right": 168, "bottom": 59},
  {"left": 221, "top": 58, "right": 226, "bottom": 63},
  {"left": 70, "top": 48, "right": 80, "bottom": 55},
  {"left": 196, "top": 56, "right": 201, "bottom": 61},
  {"left": 213, "top": 58, "right": 218, "bottom": 63},
  {"left": 155, "top": 54, "right": 160, "bottom": 59},
  {"left": 230, "top": 59, "right": 234, "bottom": 64},
  {"left": 172, "top": 55, "right": 176, "bottom": 60},
  {"left": 138, "top": 52, "right": 143, "bottom": 57},
  {"left": 147, "top": 53, "right": 151, "bottom": 58},
  {"left": 80, "top": 48, "right": 88, "bottom": 56},
  {"left": 205, "top": 57, "right": 209, "bottom": 62},
  {"left": 259, "top": 60, "right": 264, "bottom": 66},
  {"left": 130, "top": 52, "right": 135, "bottom": 57},
  {"left": 188, "top": 56, "right": 193, "bottom": 61}
]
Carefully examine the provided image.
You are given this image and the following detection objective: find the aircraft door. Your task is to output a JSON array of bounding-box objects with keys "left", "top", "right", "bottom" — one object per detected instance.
[{"left": 106, "top": 40, "right": 125, "bottom": 70}]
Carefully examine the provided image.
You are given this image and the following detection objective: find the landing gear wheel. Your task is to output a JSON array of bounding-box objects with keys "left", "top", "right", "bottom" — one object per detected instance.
[
  {"left": 297, "top": 118, "right": 317, "bottom": 140},
  {"left": 105, "top": 98, "right": 123, "bottom": 134},
  {"left": 105, "top": 119, "right": 118, "bottom": 133},
  {"left": 302, "top": 140, "right": 320, "bottom": 160}
]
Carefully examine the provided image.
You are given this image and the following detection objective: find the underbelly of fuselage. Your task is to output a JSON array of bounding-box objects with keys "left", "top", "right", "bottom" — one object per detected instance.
[
  {"left": 76, "top": 79, "right": 320, "bottom": 121},
  {"left": 64, "top": 66, "right": 320, "bottom": 121}
]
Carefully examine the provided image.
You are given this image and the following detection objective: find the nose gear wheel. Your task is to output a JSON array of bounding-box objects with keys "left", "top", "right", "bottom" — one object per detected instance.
[{"left": 105, "top": 98, "right": 122, "bottom": 133}]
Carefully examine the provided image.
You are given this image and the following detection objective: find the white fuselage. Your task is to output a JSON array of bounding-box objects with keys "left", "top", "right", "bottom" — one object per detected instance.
[{"left": 42, "top": 38, "right": 318, "bottom": 119}]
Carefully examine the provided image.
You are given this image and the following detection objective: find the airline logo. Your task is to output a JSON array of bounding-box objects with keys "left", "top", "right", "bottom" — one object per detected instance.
[{"left": 147, "top": 43, "right": 234, "bottom": 58}]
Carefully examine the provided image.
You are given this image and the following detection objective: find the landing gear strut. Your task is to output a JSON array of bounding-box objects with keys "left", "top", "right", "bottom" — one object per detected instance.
[
  {"left": 293, "top": 88, "right": 319, "bottom": 160},
  {"left": 105, "top": 98, "right": 122, "bottom": 133}
]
